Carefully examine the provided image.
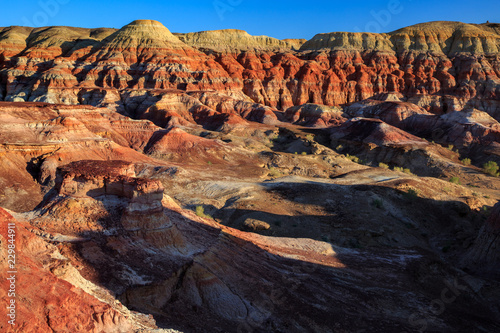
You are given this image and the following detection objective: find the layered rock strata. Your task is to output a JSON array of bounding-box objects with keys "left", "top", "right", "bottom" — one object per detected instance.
[{"left": 0, "top": 20, "right": 498, "bottom": 118}]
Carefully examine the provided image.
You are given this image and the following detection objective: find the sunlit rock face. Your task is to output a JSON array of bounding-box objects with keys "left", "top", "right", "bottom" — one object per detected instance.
[
  {"left": 1, "top": 19, "right": 500, "bottom": 333},
  {"left": 0, "top": 20, "right": 499, "bottom": 117}
]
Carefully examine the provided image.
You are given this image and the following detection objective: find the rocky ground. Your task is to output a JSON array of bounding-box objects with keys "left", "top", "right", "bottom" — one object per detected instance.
[{"left": 0, "top": 19, "right": 500, "bottom": 332}]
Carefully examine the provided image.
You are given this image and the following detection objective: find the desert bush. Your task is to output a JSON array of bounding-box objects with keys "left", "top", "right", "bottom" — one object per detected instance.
[
  {"left": 301, "top": 152, "right": 307, "bottom": 156},
  {"left": 483, "top": 161, "right": 499, "bottom": 177},
  {"left": 393, "top": 166, "right": 404, "bottom": 172},
  {"left": 195, "top": 206, "right": 212, "bottom": 219},
  {"left": 405, "top": 188, "right": 419, "bottom": 199},
  {"left": 372, "top": 198, "right": 384, "bottom": 209},
  {"left": 461, "top": 158, "right": 471, "bottom": 166},
  {"left": 305, "top": 134, "right": 315, "bottom": 141},
  {"left": 268, "top": 167, "right": 281, "bottom": 178},
  {"left": 345, "top": 154, "right": 360, "bottom": 163},
  {"left": 378, "top": 162, "right": 389, "bottom": 169},
  {"left": 449, "top": 177, "right": 461, "bottom": 184},
  {"left": 403, "top": 168, "right": 413, "bottom": 175}
]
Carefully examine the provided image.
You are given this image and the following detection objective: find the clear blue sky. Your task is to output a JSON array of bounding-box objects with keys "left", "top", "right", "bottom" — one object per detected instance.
[{"left": 1, "top": 0, "right": 498, "bottom": 40}]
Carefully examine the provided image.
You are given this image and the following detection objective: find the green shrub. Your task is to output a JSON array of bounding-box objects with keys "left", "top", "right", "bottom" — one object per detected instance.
[
  {"left": 268, "top": 167, "right": 281, "bottom": 178},
  {"left": 461, "top": 158, "right": 472, "bottom": 166},
  {"left": 195, "top": 206, "right": 212, "bottom": 219},
  {"left": 207, "top": 161, "right": 213, "bottom": 166},
  {"left": 447, "top": 144, "right": 454, "bottom": 151},
  {"left": 372, "top": 198, "right": 384, "bottom": 209},
  {"left": 379, "top": 162, "right": 389, "bottom": 169},
  {"left": 403, "top": 168, "right": 413, "bottom": 175},
  {"left": 393, "top": 166, "right": 404, "bottom": 172},
  {"left": 483, "top": 161, "right": 499, "bottom": 177},
  {"left": 335, "top": 145, "right": 344, "bottom": 152},
  {"left": 305, "top": 134, "right": 315, "bottom": 141},
  {"left": 405, "top": 188, "right": 419, "bottom": 199},
  {"left": 345, "top": 154, "right": 360, "bottom": 163},
  {"left": 449, "top": 177, "right": 461, "bottom": 184},
  {"left": 301, "top": 152, "right": 307, "bottom": 156}
]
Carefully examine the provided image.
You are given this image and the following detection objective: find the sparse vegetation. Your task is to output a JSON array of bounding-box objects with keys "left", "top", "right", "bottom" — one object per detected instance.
[
  {"left": 305, "top": 134, "right": 315, "bottom": 141},
  {"left": 207, "top": 161, "right": 213, "bottom": 166},
  {"left": 195, "top": 206, "right": 212, "bottom": 219},
  {"left": 461, "top": 158, "right": 472, "bottom": 166},
  {"left": 403, "top": 168, "right": 413, "bottom": 175},
  {"left": 372, "top": 198, "right": 384, "bottom": 209},
  {"left": 449, "top": 177, "right": 461, "bottom": 185},
  {"left": 378, "top": 162, "right": 389, "bottom": 169},
  {"left": 345, "top": 154, "right": 360, "bottom": 163},
  {"left": 447, "top": 144, "right": 454, "bottom": 151},
  {"left": 483, "top": 161, "right": 499, "bottom": 177},
  {"left": 335, "top": 144, "right": 344, "bottom": 152},
  {"left": 393, "top": 167, "right": 414, "bottom": 175},
  {"left": 301, "top": 152, "right": 307, "bottom": 156},
  {"left": 268, "top": 167, "right": 281, "bottom": 178},
  {"left": 405, "top": 188, "right": 419, "bottom": 199}
]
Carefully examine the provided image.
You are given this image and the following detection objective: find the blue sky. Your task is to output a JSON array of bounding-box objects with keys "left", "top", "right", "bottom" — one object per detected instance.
[{"left": 1, "top": 0, "right": 498, "bottom": 39}]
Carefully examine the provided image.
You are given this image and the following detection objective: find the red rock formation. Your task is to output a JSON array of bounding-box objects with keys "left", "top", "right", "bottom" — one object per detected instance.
[
  {"left": 1, "top": 20, "right": 499, "bottom": 120},
  {"left": 343, "top": 99, "right": 500, "bottom": 164},
  {"left": 0, "top": 208, "right": 144, "bottom": 332},
  {"left": 6, "top": 159, "right": 496, "bottom": 332},
  {"left": 331, "top": 117, "right": 430, "bottom": 148},
  {"left": 0, "top": 102, "right": 166, "bottom": 211},
  {"left": 284, "top": 103, "right": 347, "bottom": 127}
]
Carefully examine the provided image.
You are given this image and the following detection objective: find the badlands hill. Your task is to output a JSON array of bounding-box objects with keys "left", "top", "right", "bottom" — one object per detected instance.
[
  {"left": 301, "top": 21, "right": 500, "bottom": 54},
  {"left": 174, "top": 29, "right": 306, "bottom": 52},
  {"left": 1, "top": 19, "right": 500, "bottom": 332}
]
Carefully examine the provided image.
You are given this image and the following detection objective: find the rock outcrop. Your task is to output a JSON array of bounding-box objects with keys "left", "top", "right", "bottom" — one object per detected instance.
[
  {"left": 13, "top": 159, "right": 500, "bottom": 332},
  {"left": 285, "top": 103, "right": 346, "bottom": 127},
  {"left": 302, "top": 21, "right": 500, "bottom": 55},
  {"left": 331, "top": 117, "right": 429, "bottom": 148},
  {"left": 465, "top": 202, "right": 500, "bottom": 276},
  {"left": 300, "top": 32, "right": 394, "bottom": 52},
  {"left": 175, "top": 29, "right": 306, "bottom": 53},
  {"left": 56, "top": 160, "right": 163, "bottom": 206},
  {"left": 0, "top": 208, "right": 151, "bottom": 333},
  {"left": 1, "top": 20, "right": 499, "bottom": 118},
  {"left": 1, "top": 19, "right": 500, "bottom": 333},
  {"left": 0, "top": 102, "right": 165, "bottom": 211}
]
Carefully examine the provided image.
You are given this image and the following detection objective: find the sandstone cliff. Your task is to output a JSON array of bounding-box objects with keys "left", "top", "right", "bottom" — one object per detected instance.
[
  {"left": 175, "top": 29, "right": 306, "bottom": 52},
  {"left": 302, "top": 21, "right": 500, "bottom": 55},
  {"left": 1, "top": 20, "right": 499, "bottom": 118}
]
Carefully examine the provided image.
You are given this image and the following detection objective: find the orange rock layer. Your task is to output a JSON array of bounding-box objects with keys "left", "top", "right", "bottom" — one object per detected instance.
[{"left": 0, "top": 20, "right": 499, "bottom": 119}]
